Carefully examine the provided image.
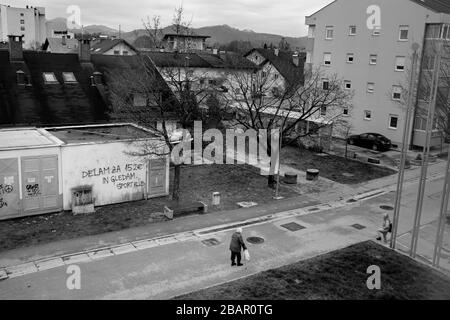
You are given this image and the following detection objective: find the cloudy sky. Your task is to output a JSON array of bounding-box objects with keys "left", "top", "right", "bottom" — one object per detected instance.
[{"left": 4, "top": 0, "right": 332, "bottom": 37}]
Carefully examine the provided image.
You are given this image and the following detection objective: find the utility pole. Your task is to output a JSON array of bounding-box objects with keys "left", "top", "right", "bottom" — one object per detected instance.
[
  {"left": 390, "top": 43, "right": 420, "bottom": 249},
  {"left": 410, "top": 40, "right": 443, "bottom": 258}
]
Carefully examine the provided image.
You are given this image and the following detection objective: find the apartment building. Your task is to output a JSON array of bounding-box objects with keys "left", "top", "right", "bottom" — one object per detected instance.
[
  {"left": 305, "top": 0, "right": 450, "bottom": 148},
  {"left": 0, "top": 4, "right": 46, "bottom": 49}
]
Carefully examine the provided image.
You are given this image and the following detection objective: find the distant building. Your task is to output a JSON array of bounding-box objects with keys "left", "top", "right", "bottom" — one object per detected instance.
[
  {"left": 0, "top": 4, "right": 46, "bottom": 49},
  {"left": 305, "top": 0, "right": 450, "bottom": 148},
  {"left": 162, "top": 33, "right": 210, "bottom": 52},
  {"left": 90, "top": 38, "right": 138, "bottom": 56},
  {"left": 42, "top": 36, "right": 79, "bottom": 54}
]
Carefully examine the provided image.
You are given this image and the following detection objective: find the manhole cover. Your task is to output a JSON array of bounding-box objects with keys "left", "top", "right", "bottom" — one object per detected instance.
[
  {"left": 351, "top": 224, "right": 366, "bottom": 230},
  {"left": 281, "top": 222, "right": 306, "bottom": 232},
  {"left": 201, "top": 238, "right": 220, "bottom": 246},
  {"left": 380, "top": 205, "right": 394, "bottom": 211},
  {"left": 247, "top": 236, "right": 264, "bottom": 244}
]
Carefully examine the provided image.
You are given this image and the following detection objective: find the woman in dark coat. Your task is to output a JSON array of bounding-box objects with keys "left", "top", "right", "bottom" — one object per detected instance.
[{"left": 229, "top": 227, "right": 247, "bottom": 266}]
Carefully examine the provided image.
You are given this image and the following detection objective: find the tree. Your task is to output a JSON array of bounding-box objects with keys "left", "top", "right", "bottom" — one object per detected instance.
[
  {"left": 223, "top": 66, "right": 353, "bottom": 187},
  {"left": 142, "top": 15, "right": 163, "bottom": 49}
]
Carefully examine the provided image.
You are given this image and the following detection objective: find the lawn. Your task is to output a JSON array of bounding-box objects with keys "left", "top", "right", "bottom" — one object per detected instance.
[
  {"left": 0, "top": 164, "right": 299, "bottom": 252},
  {"left": 175, "top": 241, "right": 450, "bottom": 300},
  {"left": 281, "top": 146, "right": 396, "bottom": 184}
]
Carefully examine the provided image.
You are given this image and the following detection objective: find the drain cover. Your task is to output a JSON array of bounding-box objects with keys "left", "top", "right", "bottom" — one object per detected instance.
[
  {"left": 246, "top": 237, "right": 264, "bottom": 244},
  {"left": 201, "top": 238, "right": 220, "bottom": 246},
  {"left": 281, "top": 222, "right": 306, "bottom": 232},
  {"left": 380, "top": 205, "right": 394, "bottom": 211},
  {"left": 351, "top": 224, "right": 366, "bottom": 230}
]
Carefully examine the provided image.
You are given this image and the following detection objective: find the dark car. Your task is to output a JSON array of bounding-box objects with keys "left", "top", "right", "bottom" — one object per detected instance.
[{"left": 347, "top": 133, "right": 392, "bottom": 151}]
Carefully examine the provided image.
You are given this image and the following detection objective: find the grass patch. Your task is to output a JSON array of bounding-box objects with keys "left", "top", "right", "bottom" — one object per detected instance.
[
  {"left": 281, "top": 147, "right": 396, "bottom": 184},
  {"left": 175, "top": 241, "right": 450, "bottom": 300},
  {"left": 0, "top": 164, "right": 298, "bottom": 252}
]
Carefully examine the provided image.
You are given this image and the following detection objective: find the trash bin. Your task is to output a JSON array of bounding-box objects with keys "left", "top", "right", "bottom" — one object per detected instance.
[{"left": 306, "top": 169, "right": 319, "bottom": 181}]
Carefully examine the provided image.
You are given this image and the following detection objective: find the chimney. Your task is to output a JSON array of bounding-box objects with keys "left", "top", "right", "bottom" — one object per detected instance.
[
  {"left": 78, "top": 39, "right": 91, "bottom": 62},
  {"left": 8, "top": 35, "right": 24, "bottom": 62},
  {"left": 213, "top": 48, "right": 218, "bottom": 55},
  {"left": 274, "top": 48, "right": 279, "bottom": 56},
  {"left": 292, "top": 52, "right": 299, "bottom": 67},
  {"left": 61, "top": 35, "right": 66, "bottom": 46}
]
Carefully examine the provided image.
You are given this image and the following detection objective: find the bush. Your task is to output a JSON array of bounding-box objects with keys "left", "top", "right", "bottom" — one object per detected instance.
[{"left": 308, "top": 144, "right": 324, "bottom": 153}]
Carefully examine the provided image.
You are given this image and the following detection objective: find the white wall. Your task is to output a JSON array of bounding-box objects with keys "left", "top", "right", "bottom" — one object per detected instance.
[
  {"left": 60, "top": 140, "right": 168, "bottom": 210},
  {"left": 103, "top": 42, "right": 137, "bottom": 55}
]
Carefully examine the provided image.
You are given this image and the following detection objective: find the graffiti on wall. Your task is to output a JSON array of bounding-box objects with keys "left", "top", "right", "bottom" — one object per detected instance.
[
  {"left": 81, "top": 163, "right": 146, "bottom": 190},
  {"left": 0, "top": 184, "right": 13, "bottom": 195},
  {"left": 0, "top": 198, "right": 7, "bottom": 208},
  {"left": 26, "top": 184, "right": 41, "bottom": 197}
]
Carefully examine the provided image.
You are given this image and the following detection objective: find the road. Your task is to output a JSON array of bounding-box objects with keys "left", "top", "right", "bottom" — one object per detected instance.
[{"left": 0, "top": 173, "right": 448, "bottom": 299}]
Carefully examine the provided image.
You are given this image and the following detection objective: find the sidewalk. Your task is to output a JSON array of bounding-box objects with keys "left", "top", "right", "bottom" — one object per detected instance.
[{"left": 0, "top": 159, "right": 446, "bottom": 270}]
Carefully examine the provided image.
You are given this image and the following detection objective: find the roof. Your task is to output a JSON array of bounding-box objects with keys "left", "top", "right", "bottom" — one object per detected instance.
[
  {"left": 0, "top": 128, "right": 61, "bottom": 150},
  {"left": 90, "top": 39, "right": 137, "bottom": 54},
  {"left": 244, "top": 48, "right": 306, "bottom": 86},
  {"left": 410, "top": 0, "right": 450, "bottom": 14},
  {"left": 163, "top": 33, "right": 210, "bottom": 39},
  {"left": 42, "top": 37, "right": 79, "bottom": 54},
  {"left": 143, "top": 51, "right": 257, "bottom": 70}
]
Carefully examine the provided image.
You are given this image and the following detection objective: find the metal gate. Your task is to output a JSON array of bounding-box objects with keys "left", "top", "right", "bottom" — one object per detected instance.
[
  {"left": 148, "top": 158, "right": 167, "bottom": 197},
  {"left": 0, "top": 158, "right": 20, "bottom": 219},
  {"left": 21, "top": 155, "right": 60, "bottom": 214}
]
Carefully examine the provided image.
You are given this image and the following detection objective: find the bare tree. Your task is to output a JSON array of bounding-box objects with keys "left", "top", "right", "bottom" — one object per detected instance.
[
  {"left": 223, "top": 66, "right": 353, "bottom": 187},
  {"left": 142, "top": 15, "right": 163, "bottom": 49}
]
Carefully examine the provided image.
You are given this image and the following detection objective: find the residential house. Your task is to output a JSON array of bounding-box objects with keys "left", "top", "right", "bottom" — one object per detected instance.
[
  {"left": 90, "top": 38, "right": 138, "bottom": 56},
  {"left": 162, "top": 33, "right": 210, "bottom": 52},
  {"left": 42, "top": 36, "right": 79, "bottom": 54},
  {"left": 305, "top": 0, "right": 450, "bottom": 148}
]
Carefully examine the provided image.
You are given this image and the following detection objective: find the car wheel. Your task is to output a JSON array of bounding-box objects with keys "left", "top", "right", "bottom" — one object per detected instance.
[{"left": 372, "top": 144, "right": 378, "bottom": 151}]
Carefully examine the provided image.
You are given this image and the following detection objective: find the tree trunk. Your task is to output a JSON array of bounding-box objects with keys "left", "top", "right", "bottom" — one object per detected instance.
[
  {"left": 266, "top": 135, "right": 276, "bottom": 189},
  {"left": 172, "top": 164, "right": 181, "bottom": 202}
]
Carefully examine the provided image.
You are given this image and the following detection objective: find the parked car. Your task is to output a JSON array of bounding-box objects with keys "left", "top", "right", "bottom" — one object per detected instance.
[{"left": 347, "top": 133, "right": 392, "bottom": 151}]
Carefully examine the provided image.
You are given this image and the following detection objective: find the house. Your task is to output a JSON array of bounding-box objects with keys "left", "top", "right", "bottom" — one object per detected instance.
[
  {"left": 90, "top": 38, "right": 138, "bottom": 56},
  {"left": 305, "top": 0, "right": 450, "bottom": 148},
  {"left": 244, "top": 48, "right": 306, "bottom": 94},
  {"left": 42, "top": 36, "right": 79, "bottom": 54},
  {"left": 0, "top": 124, "right": 169, "bottom": 220},
  {"left": 0, "top": 4, "right": 46, "bottom": 49},
  {"left": 162, "top": 33, "right": 210, "bottom": 52}
]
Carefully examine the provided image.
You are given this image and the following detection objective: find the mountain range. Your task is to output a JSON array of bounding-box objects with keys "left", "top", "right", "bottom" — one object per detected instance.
[{"left": 46, "top": 18, "right": 307, "bottom": 50}]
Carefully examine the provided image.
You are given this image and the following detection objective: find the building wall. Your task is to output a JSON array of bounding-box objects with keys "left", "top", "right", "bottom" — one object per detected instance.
[
  {"left": 305, "top": 0, "right": 443, "bottom": 146},
  {"left": 246, "top": 51, "right": 287, "bottom": 91},
  {"left": 103, "top": 42, "right": 137, "bottom": 55},
  {"left": 0, "top": 5, "right": 46, "bottom": 49},
  {"left": 60, "top": 140, "right": 169, "bottom": 210}
]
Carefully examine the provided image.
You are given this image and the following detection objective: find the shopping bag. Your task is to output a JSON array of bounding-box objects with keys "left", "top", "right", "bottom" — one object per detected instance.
[{"left": 243, "top": 249, "right": 250, "bottom": 261}]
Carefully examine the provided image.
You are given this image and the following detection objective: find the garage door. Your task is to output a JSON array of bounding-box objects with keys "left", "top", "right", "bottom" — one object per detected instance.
[
  {"left": 21, "top": 155, "right": 60, "bottom": 214},
  {"left": 0, "top": 158, "right": 20, "bottom": 218}
]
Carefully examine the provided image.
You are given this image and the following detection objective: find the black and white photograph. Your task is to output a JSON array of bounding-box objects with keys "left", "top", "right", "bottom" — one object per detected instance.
[{"left": 0, "top": 0, "right": 449, "bottom": 307}]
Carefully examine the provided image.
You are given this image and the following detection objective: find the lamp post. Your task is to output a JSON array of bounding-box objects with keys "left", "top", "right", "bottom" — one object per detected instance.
[{"left": 390, "top": 43, "right": 420, "bottom": 249}]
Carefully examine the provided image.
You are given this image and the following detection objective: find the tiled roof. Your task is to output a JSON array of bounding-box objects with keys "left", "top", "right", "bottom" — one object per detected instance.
[
  {"left": 42, "top": 37, "right": 79, "bottom": 54},
  {"left": 90, "top": 38, "right": 137, "bottom": 54},
  {"left": 245, "top": 48, "right": 306, "bottom": 86},
  {"left": 162, "top": 33, "right": 210, "bottom": 39},
  {"left": 143, "top": 51, "right": 257, "bottom": 70},
  {"left": 410, "top": 0, "right": 450, "bottom": 14}
]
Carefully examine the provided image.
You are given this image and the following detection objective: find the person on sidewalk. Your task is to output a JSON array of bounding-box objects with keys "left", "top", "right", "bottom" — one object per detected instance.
[
  {"left": 376, "top": 213, "right": 392, "bottom": 243},
  {"left": 229, "top": 227, "right": 247, "bottom": 267}
]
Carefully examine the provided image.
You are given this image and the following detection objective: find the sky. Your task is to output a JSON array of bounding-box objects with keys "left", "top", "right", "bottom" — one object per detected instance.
[{"left": 3, "top": 0, "right": 332, "bottom": 37}]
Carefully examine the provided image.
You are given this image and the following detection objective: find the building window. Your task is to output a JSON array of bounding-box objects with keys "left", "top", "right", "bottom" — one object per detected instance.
[
  {"left": 425, "top": 24, "right": 442, "bottom": 39},
  {"left": 320, "top": 106, "right": 327, "bottom": 116},
  {"left": 114, "top": 50, "right": 120, "bottom": 55},
  {"left": 62, "top": 72, "right": 77, "bottom": 83},
  {"left": 308, "top": 25, "right": 316, "bottom": 38},
  {"left": 389, "top": 115, "right": 399, "bottom": 129},
  {"left": 346, "top": 53, "right": 354, "bottom": 63},
  {"left": 325, "top": 26, "right": 334, "bottom": 40},
  {"left": 399, "top": 26, "right": 409, "bottom": 41},
  {"left": 343, "top": 107, "right": 349, "bottom": 116},
  {"left": 322, "top": 79, "right": 329, "bottom": 90},
  {"left": 43, "top": 72, "right": 58, "bottom": 84},
  {"left": 372, "top": 28, "right": 381, "bottom": 36},
  {"left": 369, "top": 54, "right": 378, "bottom": 65},
  {"left": 395, "top": 56, "right": 406, "bottom": 71},
  {"left": 20, "top": 26, "right": 25, "bottom": 31},
  {"left": 123, "top": 51, "right": 129, "bottom": 55},
  {"left": 364, "top": 110, "right": 372, "bottom": 120},
  {"left": 367, "top": 82, "right": 375, "bottom": 93},
  {"left": 344, "top": 80, "right": 352, "bottom": 90},
  {"left": 392, "top": 86, "right": 402, "bottom": 100},
  {"left": 349, "top": 26, "right": 357, "bottom": 36},
  {"left": 20, "top": 19, "right": 25, "bottom": 24},
  {"left": 323, "top": 53, "right": 331, "bottom": 65}
]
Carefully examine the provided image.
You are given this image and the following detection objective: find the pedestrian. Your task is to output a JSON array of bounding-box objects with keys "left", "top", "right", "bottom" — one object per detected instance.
[
  {"left": 376, "top": 213, "right": 392, "bottom": 243},
  {"left": 229, "top": 227, "right": 247, "bottom": 267}
]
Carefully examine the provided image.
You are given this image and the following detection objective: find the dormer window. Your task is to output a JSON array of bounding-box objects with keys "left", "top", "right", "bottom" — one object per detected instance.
[
  {"left": 43, "top": 72, "right": 58, "bottom": 84},
  {"left": 63, "top": 72, "right": 77, "bottom": 83}
]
